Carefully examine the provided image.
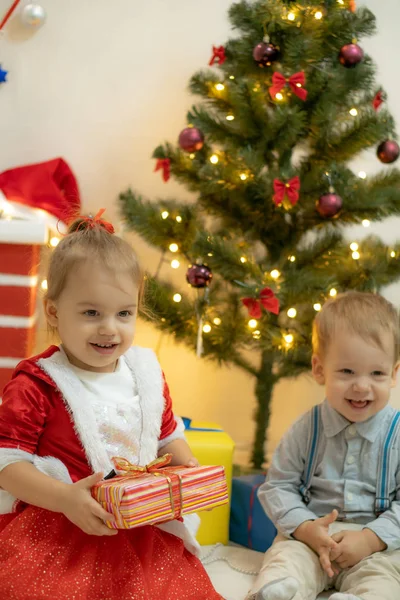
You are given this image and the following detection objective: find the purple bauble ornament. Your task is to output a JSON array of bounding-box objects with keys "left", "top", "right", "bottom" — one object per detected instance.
[
  {"left": 253, "top": 41, "right": 280, "bottom": 67},
  {"left": 316, "top": 193, "right": 343, "bottom": 218},
  {"left": 339, "top": 43, "right": 364, "bottom": 68},
  {"left": 178, "top": 127, "right": 204, "bottom": 153},
  {"left": 186, "top": 264, "right": 213, "bottom": 288},
  {"left": 377, "top": 140, "right": 400, "bottom": 164}
]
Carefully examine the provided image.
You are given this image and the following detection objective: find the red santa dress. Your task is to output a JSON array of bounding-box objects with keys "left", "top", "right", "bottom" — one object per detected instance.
[{"left": 0, "top": 345, "right": 223, "bottom": 600}]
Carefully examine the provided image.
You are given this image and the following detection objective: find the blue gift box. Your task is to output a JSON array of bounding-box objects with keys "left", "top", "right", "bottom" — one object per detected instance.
[{"left": 229, "top": 474, "right": 277, "bottom": 552}]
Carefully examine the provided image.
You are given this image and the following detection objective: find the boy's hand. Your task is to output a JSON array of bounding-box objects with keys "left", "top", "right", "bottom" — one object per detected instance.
[
  {"left": 293, "top": 509, "right": 340, "bottom": 577},
  {"left": 330, "top": 528, "right": 387, "bottom": 569},
  {"left": 60, "top": 472, "right": 118, "bottom": 537}
]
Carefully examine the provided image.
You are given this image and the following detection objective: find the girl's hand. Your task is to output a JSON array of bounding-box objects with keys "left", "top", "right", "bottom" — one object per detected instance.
[
  {"left": 185, "top": 457, "right": 199, "bottom": 467},
  {"left": 60, "top": 472, "right": 118, "bottom": 536}
]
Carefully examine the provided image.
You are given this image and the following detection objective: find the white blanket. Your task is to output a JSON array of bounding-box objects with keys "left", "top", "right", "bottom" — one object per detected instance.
[{"left": 202, "top": 544, "right": 330, "bottom": 600}]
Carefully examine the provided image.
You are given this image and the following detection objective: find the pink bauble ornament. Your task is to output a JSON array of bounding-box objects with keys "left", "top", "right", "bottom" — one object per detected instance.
[
  {"left": 316, "top": 193, "right": 343, "bottom": 218},
  {"left": 178, "top": 127, "right": 204, "bottom": 153},
  {"left": 339, "top": 43, "right": 364, "bottom": 68},
  {"left": 253, "top": 42, "right": 280, "bottom": 67},
  {"left": 377, "top": 140, "right": 400, "bottom": 164},
  {"left": 186, "top": 264, "right": 213, "bottom": 288}
]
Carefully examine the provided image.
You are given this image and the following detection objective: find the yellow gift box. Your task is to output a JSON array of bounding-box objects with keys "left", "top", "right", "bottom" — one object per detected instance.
[{"left": 182, "top": 418, "right": 235, "bottom": 545}]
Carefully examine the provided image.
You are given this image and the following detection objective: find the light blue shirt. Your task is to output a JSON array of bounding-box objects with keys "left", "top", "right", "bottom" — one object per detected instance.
[{"left": 258, "top": 400, "right": 400, "bottom": 551}]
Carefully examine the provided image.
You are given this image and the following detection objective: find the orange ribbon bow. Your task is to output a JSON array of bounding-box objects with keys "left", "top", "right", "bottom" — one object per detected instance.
[
  {"left": 269, "top": 71, "right": 308, "bottom": 101},
  {"left": 112, "top": 454, "right": 173, "bottom": 475},
  {"left": 273, "top": 176, "right": 301, "bottom": 207},
  {"left": 242, "top": 287, "right": 280, "bottom": 319},
  {"left": 78, "top": 208, "right": 115, "bottom": 234},
  {"left": 349, "top": 0, "right": 356, "bottom": 12}
]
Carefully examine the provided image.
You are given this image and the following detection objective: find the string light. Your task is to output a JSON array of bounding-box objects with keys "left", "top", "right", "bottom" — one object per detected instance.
[
  {"left": 337, "top": 0, "right": 344, "bottom": 4},
  {"left": 270, "top": 269, "right": 280, "bottom": 279},
  {"left": 229, "top": 75, "right": 235, "bottom": 80},
  {"left": 226, "top": 114, "right": 235, "bottom": 121},
  {"left": 171, "top": 260, "right": 180, "bottom": 269},
  {"left": 287, "top": 308, "right": 297, "bottom": 318},
  {"left": 240, "top": 256, "right": 247, "bottom": 263},
  {"left": 284, "top": 333, "right": 294, "bottom": 344},
  {"left": 253, "top": 330, "right": 261, "bottom": 340},
  {"left": 50, "top": 237, "right": 59, "bottom": 247},
  {"left": 161, "top": 211, "right": 169, "bottom": 219},
  {"left": 358, "top": 171, "right": 367, "bottom": 179},
  {"left": 215, "top": 83, "right": 225, "bottom": 91},
  {"left": 349, "top": 108, "right": 358, "bottom": 116},
  {"left": 210, "top": 154, "right": 219, "bottom": 164},
  {"left": 213, "top": 317, "right": 221, "bottom": 325},
  {"left": 314, "top": 11, "right": 323, "bottom": 19},
  {"left": 275, "top": 93, "right": 284, "bottom": 101},
  {"left": 362, "top": 219, "right": 370, "bottom": 228},
  {"left": 176, "top": 216, "right": 182, "bottom": 223},
  {"left": 169, "top": 243, "right": 179, "bottom": 253},
  {"left": 240, "top": 173, "right": 248, "bottom": 181},
  {"left": 288, "top": 255, "right": 296, "bottom": 262},
  {"left": 314, "top": 303, "right": 322, "bottom": 312},
  {"left": 350, "top": 242, "right": 358, "bottom": 251},
  {"left": 203, "top": 324, "right": 212, "bottom": 333},
  {"left": 352, "top": 251, "right": 360, "bottom": 260},
  {"left": 248, "top": 319, "right": 258, "bottom": 329},
  {"left": 207, "top": 252, "right": 213, "bottom": 257},
  {"left": 329, "top": 288, "right": 337, "bottom": 297},
  {"left": 41, "top": 279, "right": 48, "bottom": 291},
  {"left": 189, "top": 153, "right": 195, "bottom": 159},
  {"left": 173, "top": 293, "right": 182, "bottom": 303},
  {"left": 390, "top": 251, "right": 396, "bottom": 258},
  {"left": 287, "top": 12, "right": 296, "bottom": 21}
]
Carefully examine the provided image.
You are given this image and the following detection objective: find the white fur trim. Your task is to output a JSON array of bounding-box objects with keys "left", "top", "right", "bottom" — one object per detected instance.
[
  {"left": 38, "top": 348, "right": 114, "bottom": 474},
  {"left": 0, "top": 450, "right": 72, "bottom": 514},
  {"left": 123, "top": 347, "right": 165, "bottom": 465},
  {"left": 33, "top": 456, "right": 72, "bottom": 484},
  {"left": 0, "top": 448, "right": 34, "bottom": 472},
  {"left": 158, "top": 416, "right": 185, "bottom": 450}
]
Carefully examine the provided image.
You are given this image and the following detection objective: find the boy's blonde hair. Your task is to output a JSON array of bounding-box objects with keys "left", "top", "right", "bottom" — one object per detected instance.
[
  {"left": 312, "top": 291, "right": 399, "bottom": 362},
  {"left": 44, "top": 216, "right": 143, "bottom": 305}
]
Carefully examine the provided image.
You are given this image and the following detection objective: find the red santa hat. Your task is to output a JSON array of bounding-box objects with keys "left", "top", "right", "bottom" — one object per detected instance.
[{"left": 0, "top": 158, "right": 80, "bottom": 224}]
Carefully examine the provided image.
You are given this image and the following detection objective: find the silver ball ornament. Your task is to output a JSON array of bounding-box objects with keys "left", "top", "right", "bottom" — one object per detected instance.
[{"left": 21, "top": 3, "right": 47, "bottom": 28}]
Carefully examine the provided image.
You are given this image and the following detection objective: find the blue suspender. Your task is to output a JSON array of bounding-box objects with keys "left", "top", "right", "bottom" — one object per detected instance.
[
  {"left": 299, "top": 404, "right": 322, "bottom": 505},
  {"left": 300, "top": 405, "right": 400, "bottom": 515},
  {"left": 375, "top": 410, "right": 400, "bottom": 515}
]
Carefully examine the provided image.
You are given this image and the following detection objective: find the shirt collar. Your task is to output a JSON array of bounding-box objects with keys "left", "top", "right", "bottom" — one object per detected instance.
[{"left": 321, "top": 399, "right": 392, "bottom": 442}]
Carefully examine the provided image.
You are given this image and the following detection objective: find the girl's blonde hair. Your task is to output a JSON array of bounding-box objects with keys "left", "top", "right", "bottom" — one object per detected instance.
[
  {"left": 44, "top": 215, "right": 143, "bottom": 304},
  {"left": 312, "top": 291, "right": 399, "bottom": 362}
]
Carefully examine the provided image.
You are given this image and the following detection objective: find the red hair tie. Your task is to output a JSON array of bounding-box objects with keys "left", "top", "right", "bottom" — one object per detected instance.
[{"left": 79, "top": 208, "right": 115, "bottom": 233}]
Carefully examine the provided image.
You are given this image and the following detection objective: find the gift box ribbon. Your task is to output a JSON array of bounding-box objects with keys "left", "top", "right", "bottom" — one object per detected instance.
[{"left": 112, "top": 454, "right": 183, "bottom": 521}]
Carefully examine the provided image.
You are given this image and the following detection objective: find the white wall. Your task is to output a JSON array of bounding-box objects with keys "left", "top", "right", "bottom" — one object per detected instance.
[{"left": 3, "top": 0, "right": 400, "bottom": 465}]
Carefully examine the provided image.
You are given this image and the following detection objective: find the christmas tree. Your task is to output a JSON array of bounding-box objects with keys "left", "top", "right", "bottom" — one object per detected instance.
[{"left": 120, "top": 0, "right": 400, "bottom": 469}]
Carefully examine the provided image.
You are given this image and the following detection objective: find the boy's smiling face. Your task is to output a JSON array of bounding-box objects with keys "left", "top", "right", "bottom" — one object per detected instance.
[{"left": 312, "top": 329, "right": 399, "bottom": 423}]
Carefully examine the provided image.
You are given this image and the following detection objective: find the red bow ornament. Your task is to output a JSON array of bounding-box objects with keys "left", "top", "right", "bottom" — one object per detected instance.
[
  {"left": 209, "top": 45, "right": 226, "bottom": 66},
  {"left": 242, "top": 287, "right": 280, "bottom": 319},
  {"left": 273, "top": 176, "right": 301, "bottom": 208},
  {"left": 269, "top": 71, "right": 308, "bottom": 101},
  {"left": 372, "top": 90, "right": 384, "bottom": 112},
  {"left": 154, "top": 158, "right": 171, "bottom": 183}
]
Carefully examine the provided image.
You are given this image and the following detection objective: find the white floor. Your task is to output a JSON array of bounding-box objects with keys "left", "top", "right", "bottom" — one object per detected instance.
[{"left": 202, "top": 545, "right": 330, "bottom": 600}]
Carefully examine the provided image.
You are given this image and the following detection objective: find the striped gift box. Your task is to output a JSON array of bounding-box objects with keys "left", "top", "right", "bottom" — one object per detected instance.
[{"left": 92, "top": 461, "right": 228, "bottom": 530}]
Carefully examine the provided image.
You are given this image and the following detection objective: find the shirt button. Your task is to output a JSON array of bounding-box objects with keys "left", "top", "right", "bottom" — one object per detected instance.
[
  {"left": 348, "top": 425, "right": 356, "bottom": 436},
  {"left": 347, "top": 493, "right": 353, "bottom": 501},
  {"left": 347, "top": 456, "right": 355, "bottom": 465}
]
